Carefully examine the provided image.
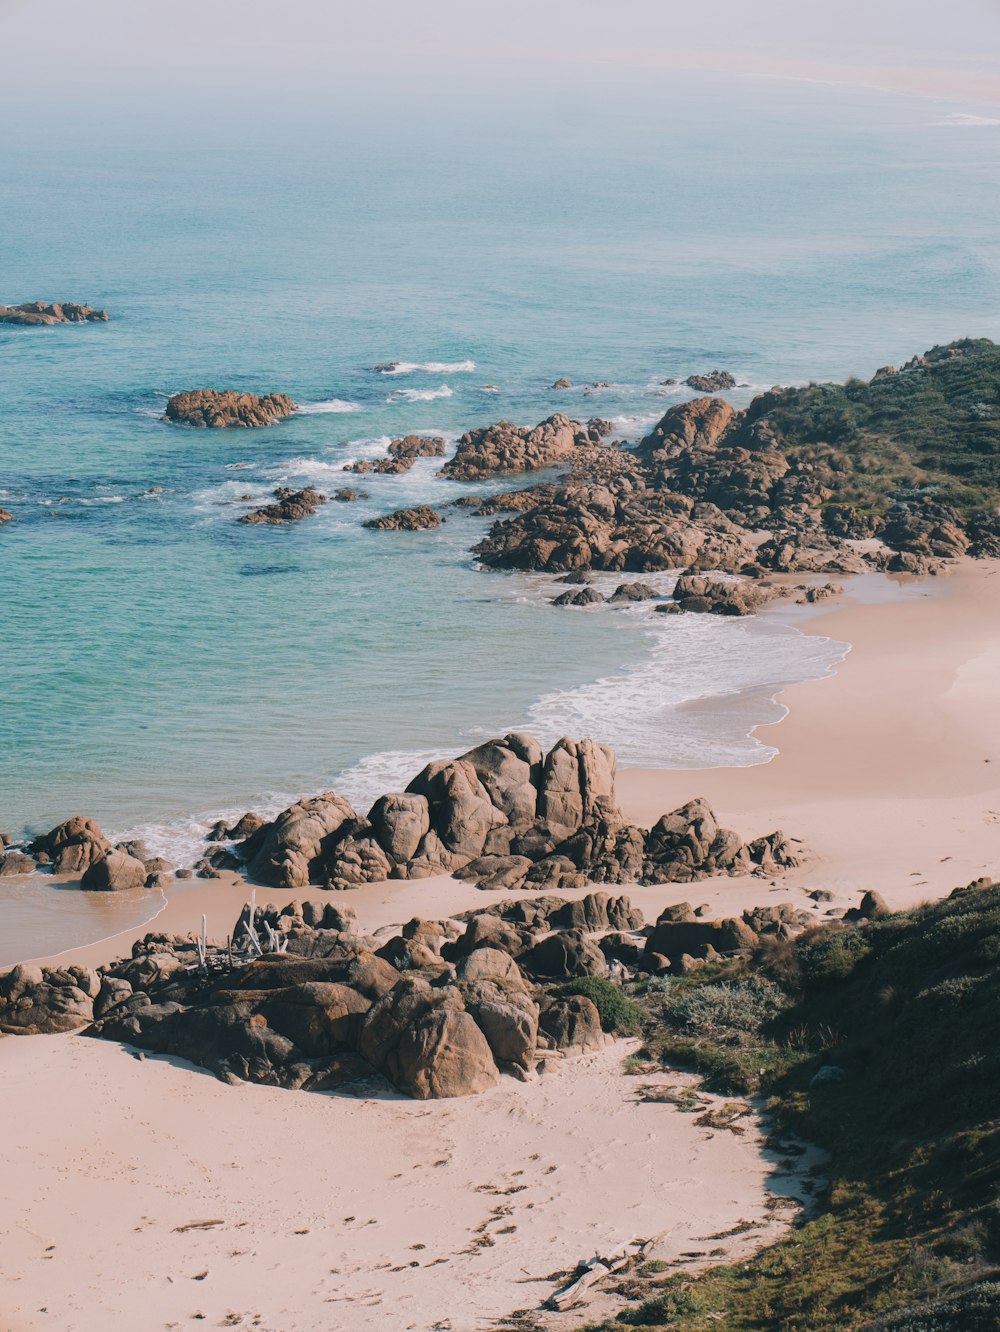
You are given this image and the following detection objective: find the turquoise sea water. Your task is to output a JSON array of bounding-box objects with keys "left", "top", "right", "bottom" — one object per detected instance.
[{"left": 3, "top": 73, "right": 1000, "bottom": 908}]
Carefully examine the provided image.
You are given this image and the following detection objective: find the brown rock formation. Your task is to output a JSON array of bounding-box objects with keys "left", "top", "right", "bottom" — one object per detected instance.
[{"left": 164, "top": 390, "right": 296, "bottom": 428}]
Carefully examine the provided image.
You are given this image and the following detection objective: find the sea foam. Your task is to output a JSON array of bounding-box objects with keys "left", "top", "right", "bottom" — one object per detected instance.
[
  {"left": 388, "top": 385, "right": 454, "bottom": 403},
  {"left": 297, "top": 398, "right": 362, "bottom": 414},
  {"left": 378, "top": 360, "right": 475, "bottom": 375}
]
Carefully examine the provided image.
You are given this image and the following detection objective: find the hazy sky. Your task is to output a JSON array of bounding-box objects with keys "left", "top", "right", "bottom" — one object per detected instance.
[{"left": 2, "top": 0, "right": 999, "bottom": 144}]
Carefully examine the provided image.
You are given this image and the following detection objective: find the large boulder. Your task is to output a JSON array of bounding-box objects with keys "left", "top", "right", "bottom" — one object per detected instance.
[
  {"left": 81, "top": 848, "right": 149, "bottom": 892},
  {"left": 164, "top": 389, "right": 296, "bottom": 428},
  {"left": 644, "top": 914, "right": 759, "bottom": 961},
  {"left": 537, "top": 994, "right": 605, "bottom": 1054},
  {"left": 244, "top": 793, "right": 357, "bottom": 888},
  {"left": 0, "top": 964, "right": 95, "bottom": 1034},
  {"left": 458, "top": 978, "right": 539, "bottom": 1070},
  {"left": 30, "top": 817, "right": 111, "bottom": 874},
  {"left": 521, "top": 929, "right": 609, "bottom": 980},
  {"left": 367, "top": 793, "right": 430, "bottom": 864},
  {"left": 359, "top": 978, "right": 499, "bottom": 1099},
  {"left": 0, "top": 850, "right": 36, "bottom": 876}
]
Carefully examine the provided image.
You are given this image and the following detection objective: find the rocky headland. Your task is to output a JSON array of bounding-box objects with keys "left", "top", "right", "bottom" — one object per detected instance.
[
  {"left": 164, "top": 389, "right": 297, "bottom": 428},
  {"left": 0, "top": 301, "right": 109, "bottom": 326}
]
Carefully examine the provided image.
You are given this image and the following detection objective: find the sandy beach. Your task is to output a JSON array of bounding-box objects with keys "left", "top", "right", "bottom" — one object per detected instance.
[{"left": 3, "top": 558, "right": 1000, "bottom": 1331}]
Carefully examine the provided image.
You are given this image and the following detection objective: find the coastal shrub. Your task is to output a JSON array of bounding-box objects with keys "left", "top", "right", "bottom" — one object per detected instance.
[
  {"left": 660, "top": 975, "right": 788, "bottom": 1034},
  {"left": 586, "top": 883, "right": 1000, "bottom": 1331},
  {"left": 797, "top": 927, "right": 872, "bottom": 983},
  {"left": 562, "top": 977, "right": 646, "bottom": 1034}
]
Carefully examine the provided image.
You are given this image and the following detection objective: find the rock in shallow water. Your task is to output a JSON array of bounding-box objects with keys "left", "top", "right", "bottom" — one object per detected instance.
[{"left": 163, "top": 389, "right": 296, "bottom": 428}]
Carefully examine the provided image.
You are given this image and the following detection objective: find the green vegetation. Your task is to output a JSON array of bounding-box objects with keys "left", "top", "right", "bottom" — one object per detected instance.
[
  {"left": 585, "top": 881, "right": 1000, "bottom": 1330},
  {"left": 562, "top": 976, "right": 647, "bottom": 1033},
  {"left": 762, "top": 338, "right": 1000, "bottom": 517}
]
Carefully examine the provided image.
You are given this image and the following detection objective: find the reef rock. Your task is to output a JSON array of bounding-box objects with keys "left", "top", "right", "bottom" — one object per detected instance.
[
  {"left": 0, "top": 301, "right": 108, "bottom": 326},
  {"left": 240, "top": 487, "right": 327, "bottom": 525},
  {"left": 164, "top": 390, "right": 296, "bottom": 429}
]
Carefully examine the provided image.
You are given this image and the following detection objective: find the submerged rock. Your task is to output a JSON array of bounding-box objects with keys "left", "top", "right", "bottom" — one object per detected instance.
[
  {"left": 684, "top": 370, "right": 736, "bottom": 391},
  {"left": 239, "top": 487, "right": 327, "bottom": 525},
  {"left": 363, "top": 506, "right": 444, "bottom": 531}
]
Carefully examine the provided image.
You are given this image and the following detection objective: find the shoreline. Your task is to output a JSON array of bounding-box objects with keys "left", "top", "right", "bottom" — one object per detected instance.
[
  {"left": 17, "top": 556, "right": 1000, "bottom": 977},
  {"left": 3, "top": 558, "right": 998, "bottom": 1330}
]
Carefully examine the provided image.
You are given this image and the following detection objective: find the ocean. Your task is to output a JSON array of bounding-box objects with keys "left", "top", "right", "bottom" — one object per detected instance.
[{"left": 3, "top": 71, "right": 1000, "bottom": 959}]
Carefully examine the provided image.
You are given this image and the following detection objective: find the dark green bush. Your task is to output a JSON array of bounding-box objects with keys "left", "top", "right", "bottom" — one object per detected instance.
[{"left": 561, "top": 977, "right": 646, "bottom": 1033}]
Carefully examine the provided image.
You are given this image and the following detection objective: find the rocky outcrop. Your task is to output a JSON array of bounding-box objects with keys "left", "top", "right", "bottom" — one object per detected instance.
[
  {"left": 239, "top": 487, "right": 327, "bottom": 525},
  {"left": 363, "top": 506, "right": 444, "bottom": 531},
  {"left": 227, "top": 734, "right": 796, "bottom": 892},
  {"left": 439, "top": 414, "right": 589, "bottom": 482},
  {"left": 30, "top": 817, "right": 111, "bottom": 874},
  {"left": 164, "top": 390, "right": 296, "bottom": 429},
  {"left": 0, "top": 302, "right": 108, "bottom": 326},
  {"left": 660, "top": 573, "right": 772, "bottom": 616},
  {"left": 683, "top": 370, "right": 736, "bottom": 392},
  {"left": 644, "top": 798, "right": 798, "bottom": 883}
]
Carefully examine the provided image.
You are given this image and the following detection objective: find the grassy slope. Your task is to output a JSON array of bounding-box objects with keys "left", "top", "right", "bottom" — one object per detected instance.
[
  {"left": 762, "top": 338, "right": 1000, "bottom": 515},
  {"left": 582, "top": 883, "right": 1000, "bottom": 1330}
]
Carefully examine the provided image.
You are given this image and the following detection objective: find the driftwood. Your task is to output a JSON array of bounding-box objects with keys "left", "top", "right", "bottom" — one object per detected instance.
[{"left": 545, "top": 1239, "right": 650, "bottom": 1312}]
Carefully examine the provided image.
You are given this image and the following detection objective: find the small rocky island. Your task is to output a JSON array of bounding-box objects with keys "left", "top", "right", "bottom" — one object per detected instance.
[
  {"left": 164, "top": 389, "right": 297, "bottom": 428},
  {"left": 0, "top": 301, "right": 109, "bottom": 326}
]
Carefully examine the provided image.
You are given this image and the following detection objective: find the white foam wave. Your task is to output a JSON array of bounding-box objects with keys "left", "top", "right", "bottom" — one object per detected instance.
[
  {"left": 388, "top": 385, "right": 454, "bottom": 403},
  {"left": 379, "top": 360, "right": 475, "bottom": 376},
  {"left": 332, "top": 749, "right": 448, "bottom": 816},
  {"left": 297, "top": 398, "right": 362, "bottom": 414},
  {"left": 528, "top": 612, "right": 849, "bottom": 769}
]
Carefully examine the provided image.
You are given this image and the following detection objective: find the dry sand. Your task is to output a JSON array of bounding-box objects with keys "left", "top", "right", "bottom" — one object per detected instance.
[{"left": 3, "top": 558, "right": 999, "bottom": 1331}]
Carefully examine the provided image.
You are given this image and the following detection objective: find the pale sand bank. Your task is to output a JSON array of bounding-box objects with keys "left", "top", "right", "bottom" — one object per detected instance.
[
  {"left": 0, "top": 1034, "right": 816, "bottom": 1332},
  {"left": 4, "top": 559, "right": 999, "bottom": 1330}
]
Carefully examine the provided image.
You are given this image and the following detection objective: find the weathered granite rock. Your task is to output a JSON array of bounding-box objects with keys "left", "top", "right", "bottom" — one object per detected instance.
[
  {"left": 240, "top": 487, "right": 327, "bottom": 525},
  {"left": 243, "top": 793, "right": 358, "bottom": 889},
  {"left": 439, "top": 414, "right": 587, "bottom": 481},
  {"left": 0, "top": 963, "right": 96, "bottom": 1034},
  {"left": 0, "top": 301, "right": 108, "bottom": 326},
  {"left": 645, "top": 914, "right": 759, "bottom": 961},
  {"left": 521, "top": 929, "right": 609, "bottom": 980},
  {"left": 0, "top": 851, "right": 36, "bottom": 876},
  {"left": 537, "top": 994, "right": 605, "bottom": 1053},
  {"left": 684, "top": 370, "right": 736, "bottom": 392},
  {"left": 164, "top": 390, "right": 296, "bottom": 429},
  {"left": 661, "top": 573, "right": 772, "bottom": 617},
  {"left": 388, "top": 434, "right": 446, "bottom": 460},
  {"left": 363, "top": 506, "right": 444, "bottom": 531},
  {"left": 81, "top": 848, "right": 149, "bottom": 892},
  {"left": 30, "top": 817, "right": 111, "bottom": 874}
]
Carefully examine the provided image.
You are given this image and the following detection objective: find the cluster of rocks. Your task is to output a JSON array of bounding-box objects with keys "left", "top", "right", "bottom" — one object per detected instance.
[
  {"left": 363, "top": 505, "right": 444, "bottom": 531},
  {"left": 0, "top": 301, "right": 108, "bottom": 326},
  {"left": 458, "top": 387, "right": 989, "bottom": 584},
  {"left": 1, "top": 872, "right": 842, "bottom": 1098},
  {"left": 210, "top": 734, "right": 796, "bottom": 893},
  {"left": 163, "top": 390, "right": 297, "bottom": 429},
  {"left": 240, "top": 487, "right": 327, "bottom": 525},
  {"left": 345, "top": 435, "right": 445, "bottom": 476},
  {"left": 0, "top": 817, "right": 172, "bottom": 889},
  {"left": 438, "top": 414, "right": 610, "bottom": 482},
  {"left": 658, "top": 573, "right": 773, "bottom": 617}
]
